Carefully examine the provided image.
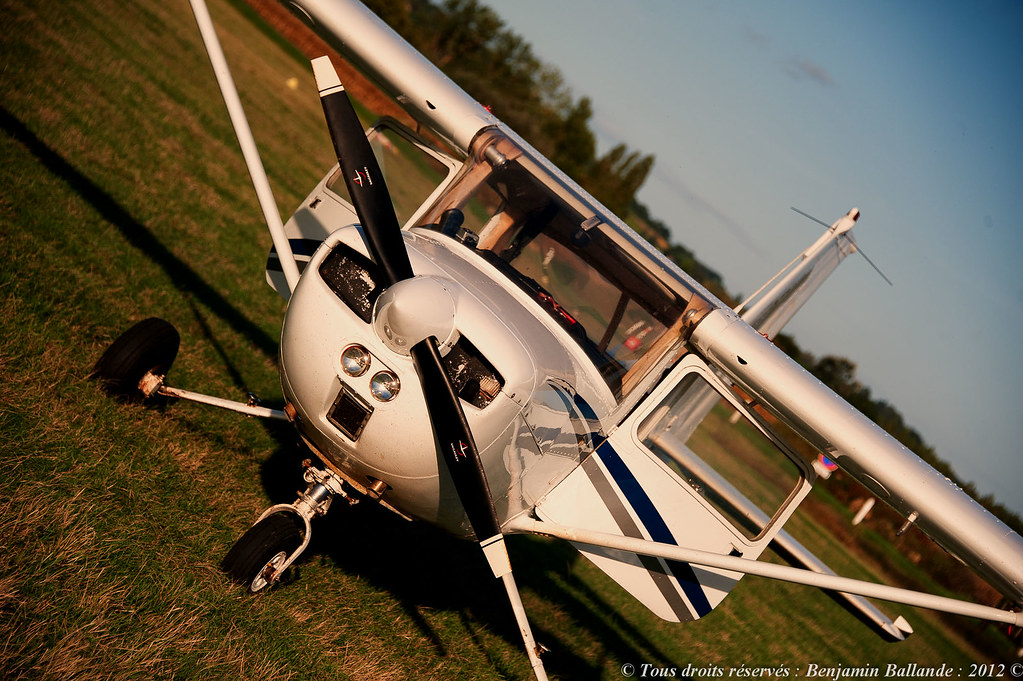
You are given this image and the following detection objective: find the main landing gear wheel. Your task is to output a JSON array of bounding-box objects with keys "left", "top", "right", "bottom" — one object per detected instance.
[
  {"left": 222, "top": 513, "right": 304, "bottom": 594},
  {"left": 91, "top": 317, "right": 180, "bottom": 401}
]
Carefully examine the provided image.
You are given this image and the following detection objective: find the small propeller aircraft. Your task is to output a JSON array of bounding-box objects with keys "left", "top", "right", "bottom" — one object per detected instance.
[{"left": 91, "top": 0, "right": 1023, "bottom": 677}]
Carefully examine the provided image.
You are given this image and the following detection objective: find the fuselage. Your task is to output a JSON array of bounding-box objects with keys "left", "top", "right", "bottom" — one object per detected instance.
[{"left": 279, "top": 127, "right": 715, "bottom": 536}]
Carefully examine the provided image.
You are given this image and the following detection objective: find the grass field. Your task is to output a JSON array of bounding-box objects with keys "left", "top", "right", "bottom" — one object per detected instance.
[{"left": 0, "top": 0, "right": 1010, "bottom": 678}]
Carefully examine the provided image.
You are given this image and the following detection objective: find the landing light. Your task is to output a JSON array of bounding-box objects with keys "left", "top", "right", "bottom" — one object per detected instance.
[
  {"left": 341, "top": 344, "right": 371, "bottom": 377},
  {"left": 369, "top": 370, "right": 400, "bottom": 401}
]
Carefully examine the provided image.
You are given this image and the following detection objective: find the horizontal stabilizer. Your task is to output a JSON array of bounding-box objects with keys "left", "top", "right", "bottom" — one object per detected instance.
[{"left": 735, "top": 208, "right": 860, "bottom": 339}]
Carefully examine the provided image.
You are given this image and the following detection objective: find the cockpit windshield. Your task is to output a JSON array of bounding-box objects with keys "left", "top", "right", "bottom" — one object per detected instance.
[{"left": 416, "top": 129, "right": 698, "bottom": 400}]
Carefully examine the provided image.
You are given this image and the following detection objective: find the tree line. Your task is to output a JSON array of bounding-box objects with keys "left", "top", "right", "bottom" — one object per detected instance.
[{"left": 363, "top": 0, "right": 653, "bottom": 217}]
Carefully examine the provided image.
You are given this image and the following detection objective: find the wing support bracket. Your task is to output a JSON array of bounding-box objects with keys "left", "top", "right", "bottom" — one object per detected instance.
[{"left": 508, "top": 516, "right": 1023, "bottom": 628}]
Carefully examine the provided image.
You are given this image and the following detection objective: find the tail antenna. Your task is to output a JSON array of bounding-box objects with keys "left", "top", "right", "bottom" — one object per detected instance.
[{"left": 790, "top": 207, "right": 893, "bottom": 286}]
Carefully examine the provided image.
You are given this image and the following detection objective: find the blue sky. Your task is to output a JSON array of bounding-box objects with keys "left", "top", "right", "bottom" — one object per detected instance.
[{"left": 483, "top": 1, "right": 1023, "bottom": 513}]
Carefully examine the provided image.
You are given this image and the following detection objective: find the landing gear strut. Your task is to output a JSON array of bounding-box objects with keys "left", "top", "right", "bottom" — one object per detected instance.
[
  {"left": 93, "top": 318, "right": 361, "bottom": 593},
  {"left": 223, "top": 463, "right": 355, "bottom": 592}
]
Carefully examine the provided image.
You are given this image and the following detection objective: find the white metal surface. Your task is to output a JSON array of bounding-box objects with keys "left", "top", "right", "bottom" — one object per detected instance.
[
  {"left": 372, "top": 276, "right": 458, "bottom": 355},
  {"left": 279, "top": 226, "right": 542, "bottom": 533},
  {"left": 187, "top": 0, "right": 301, "bottom": 292}
]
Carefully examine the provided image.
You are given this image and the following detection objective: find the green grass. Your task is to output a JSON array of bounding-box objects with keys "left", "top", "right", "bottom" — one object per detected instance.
[{"left": 0, "top": 0, "right": 1008, "bottom": 678}]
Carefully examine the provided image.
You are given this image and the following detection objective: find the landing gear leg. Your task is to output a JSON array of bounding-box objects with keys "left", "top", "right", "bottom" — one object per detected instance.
[{"left": 223, "top": 463, "right": 355, "bottom": 592}]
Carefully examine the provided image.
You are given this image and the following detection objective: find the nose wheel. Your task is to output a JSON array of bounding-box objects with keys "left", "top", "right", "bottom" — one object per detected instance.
[
  {"left": 222, "top": 513, "right": 304, "bottom": 593},
  {"left": 223, "top": 463, "right": 354, "bottom": 592}
]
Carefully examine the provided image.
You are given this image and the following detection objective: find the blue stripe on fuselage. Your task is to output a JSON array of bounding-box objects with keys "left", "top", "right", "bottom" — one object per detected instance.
[{"left": 595, "top": 440, "right": 713, "bottom": 617}]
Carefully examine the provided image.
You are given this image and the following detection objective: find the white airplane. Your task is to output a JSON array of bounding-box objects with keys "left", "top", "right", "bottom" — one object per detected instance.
[{"left": 91, "top": 1, "right": 1023, "bottom": 678}]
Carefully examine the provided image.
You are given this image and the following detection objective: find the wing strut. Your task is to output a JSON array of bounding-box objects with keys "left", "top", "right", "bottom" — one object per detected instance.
[
  {"left": 187, "top": 0, "right": 301, "bottom": 293},
  {"left": 509, "top": 517, "right": 1023, "bottom": 627}
]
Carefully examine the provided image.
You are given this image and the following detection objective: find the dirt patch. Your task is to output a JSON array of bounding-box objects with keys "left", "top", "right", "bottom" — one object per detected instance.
[{"left": 243, "top": 0, "right": 414, "bottom": 125}]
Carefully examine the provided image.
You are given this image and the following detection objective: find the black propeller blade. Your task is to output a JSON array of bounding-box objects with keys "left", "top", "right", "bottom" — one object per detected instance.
[
  {"left": 410, "top": 340, "right": 503, "bottom": 541},
  {"left": 315, "top": 59, "right": 413, "bottom": 285},
  {"left": 311, "top": 56, "right": 502, "bottom": 545}
]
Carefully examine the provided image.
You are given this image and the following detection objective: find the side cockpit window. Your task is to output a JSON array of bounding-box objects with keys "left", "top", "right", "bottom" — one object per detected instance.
[{"left": 326, "top": 119, "right": 457, "bottom": 228}]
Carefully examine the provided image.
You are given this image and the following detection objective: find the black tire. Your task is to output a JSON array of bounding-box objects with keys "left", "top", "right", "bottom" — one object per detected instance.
[
  {"left": 92, "top": 318, "right": 180, "bottom": 401},
  {"left": 222, "top": 513, "right": 305, "bottom": 594}
]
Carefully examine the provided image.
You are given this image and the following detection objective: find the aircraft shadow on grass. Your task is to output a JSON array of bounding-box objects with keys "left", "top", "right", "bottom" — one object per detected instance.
[
  {"left": 0, "top": 104, "right": 280, "bottom": 366},
  {"left": 259, "top": 442, "right": 680, "bottom": 680}
]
